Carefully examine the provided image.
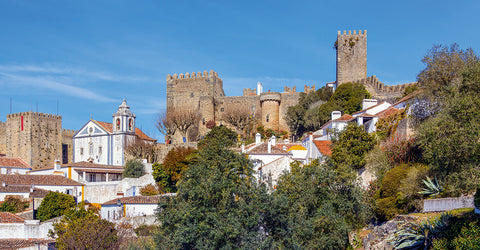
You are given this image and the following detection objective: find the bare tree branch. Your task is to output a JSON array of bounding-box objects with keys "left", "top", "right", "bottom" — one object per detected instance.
[
  {"left": 169, "top": 108, "right": 201, "bottom": 142},
  {"left": 221, "top": 105, "right": 251, "bottom": 136},
  {"left": 156, "top": 111, "right": 177, "bottom": 141}
]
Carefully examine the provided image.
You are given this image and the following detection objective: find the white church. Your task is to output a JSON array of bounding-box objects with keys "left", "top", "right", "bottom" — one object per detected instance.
[{"left": 72, "top": 99, "right": 156, "bottom": 166}]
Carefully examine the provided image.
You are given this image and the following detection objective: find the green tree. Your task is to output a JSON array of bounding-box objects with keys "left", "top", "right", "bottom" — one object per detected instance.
[
  {"left": 285, "top": 105, "right": 305, "bottom": 140},
  {"left": 329, "top": 82, "right": 371, "bottom": 114},
  {"left": 155, "top": 143, "right": 274, "bottom": 249},
  {"left": 152, "top": 147, "right": 196, "bottom": 193},
  {"left": 0, "top": 196, "right": 29, "bottom": 213},
  {"left": 331, "top": 124, "right": 376, "bottom": 170},
  {"left": 50, "top": 206, "right": 119, "bottom": 250},
  {"left": 197, "top": 125, "right": 237, "bottom": 149},
  {"left": 37, "top": 191, "right": 76, "bottom": 222},
  {"left": 273, "top": 160, "right": 369, "bottom": 248},
  {"left": 123, "top": 159, "right": 146, "bottom": 178}
]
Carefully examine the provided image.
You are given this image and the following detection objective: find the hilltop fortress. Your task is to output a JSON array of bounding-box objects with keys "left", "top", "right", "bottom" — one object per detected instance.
[{"left": 166, "top": 30, "right": 416, "bottom": 143}]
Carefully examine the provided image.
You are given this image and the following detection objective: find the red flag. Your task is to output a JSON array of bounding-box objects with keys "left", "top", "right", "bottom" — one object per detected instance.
[{"left": 21, "top": 115, "right": 23, "bottom": 131}]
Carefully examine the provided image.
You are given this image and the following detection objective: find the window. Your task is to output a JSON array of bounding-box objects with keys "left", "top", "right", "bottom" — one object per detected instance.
[
  {"left": 80, "top": 148, "right": 84, "bottom": 155},
  {"left": 116, "top": 118, "right": 121, "bottom": 130},
  {"left": 6, "top": 168, "right": 11, "bottom": 174},
  {"left": 128, "top": 118, "right": 133, "bottom": 131},
  {"left": 266, "top": 114, "right": 269, "bottom": 123},
  {"left": 98, "top": 146, "right": 102, "bottom": 155},
  {"left": 190, "top": 93, "right": 194, "bottom": 98},
  {"left": 221, "top": 108, "right": 224, "bottom": 112},
  {"left": 89, "top": 143, "right": 93, "bottom": 155}
]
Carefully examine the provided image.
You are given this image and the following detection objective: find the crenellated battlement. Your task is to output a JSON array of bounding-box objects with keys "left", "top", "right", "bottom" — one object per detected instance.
[
  {"left": 243, "top": 88, "right": 257, "bottom": 96},
  {"left": 284, "top": 86, "right": 297, "bottom": 93},
  {"left": 62, "top": 129, "right": 77, "bottom": 136},
  {"left": 167, "top": 70, "right": 219, "bottom": 81},
  {"left": 337, "top": 30, "right": 367, "bottom": 36},
  {"left": 304, "top": 85, "right": 316, "bottom": 93},
  {"left": 7, "top": 111, "right": 61, "bottom": 120}
]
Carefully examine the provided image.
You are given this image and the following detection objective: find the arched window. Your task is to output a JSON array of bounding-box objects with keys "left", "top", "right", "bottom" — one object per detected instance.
[
  {"left": 266, "top": 114, "right": 269, "bottom": 123},
  {"left": 128, "top": 118, "right": 133, "bottom": 131},
  {"left": 116, "top": 118, "right": 121, "bottom": 130}
]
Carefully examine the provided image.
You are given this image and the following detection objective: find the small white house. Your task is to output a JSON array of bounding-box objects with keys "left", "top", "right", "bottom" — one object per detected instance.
[
  {"left": 0, "top": 157, "right": 31, "bottom": 175},
  {"left": 101, "top": 194, "right": 175, "bottom": 222}
]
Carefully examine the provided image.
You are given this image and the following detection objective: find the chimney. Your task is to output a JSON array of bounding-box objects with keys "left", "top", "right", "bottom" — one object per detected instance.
[
  {"left": 257, "top": 82, "right": 263, "bottom": 95},
  {"left": 241, "top": 144, "right": 245, "bottom": 153},
  {"left": 54, "top": 159, "right": 61, "bottom": 170},
  {"left": 255, "top": 133, "right": 261, "bottom": 144},
  {"left": 362, "top": 99, "right": 378, "bottom": 110},
  {"left": 331, "top": 111, "right": 342, "bottom": 120},
  {"left": 271, "top": 135, "right": 276, "bottom": 146},
  {"left": 267, "top": 140, "right": 272, "bottom": 154},
  {"left": 1, "top": 181, "right": 5, "bottom": 187}
]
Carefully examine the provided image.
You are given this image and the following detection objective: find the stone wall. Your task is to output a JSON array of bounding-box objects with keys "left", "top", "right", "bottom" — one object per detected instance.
[
  {"left": 62, "top": 129, "right": 76, "bottom": 164},
  {"left": 336, "top": 30, "right": 367, "bottom": 85},
  {"left": 0, "top": 121, "right": 6, "bottom": 155},
  {"left": 352, "top": 75, "right": 417, "bottom": 102},
  {"left": 423, "top": 197, "right": 474, "bottom": 212},
  {"left": 6, "top": 112, "right": 62, "bottom": 170}
]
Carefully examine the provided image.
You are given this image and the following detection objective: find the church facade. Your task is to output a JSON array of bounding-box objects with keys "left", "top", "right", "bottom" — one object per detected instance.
[{"left": 72, "top": 99, "right": 155, "bottom": 166}]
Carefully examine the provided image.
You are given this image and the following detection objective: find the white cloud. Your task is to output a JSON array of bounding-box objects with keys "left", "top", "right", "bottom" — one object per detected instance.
[{"left": 0, "top": 72, "right": 117, "bottom": 102}]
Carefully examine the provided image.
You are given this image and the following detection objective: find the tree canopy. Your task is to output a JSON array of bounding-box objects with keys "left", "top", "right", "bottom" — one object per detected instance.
[
  {"left": 37, "top": 191, "right": 76, "bottom": 221},
  {"left": 123, "top": 159, "right": 146, "bottom": 178}
]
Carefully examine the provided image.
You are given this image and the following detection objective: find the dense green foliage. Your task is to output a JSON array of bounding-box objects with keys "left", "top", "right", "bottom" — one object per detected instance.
[
  {"left": 432, "top": 211, "right": 480, "bottom": 249},
  {"left": 155, "top": 141, "right": 273, "bottom": 249},
  {"left": 152, "top": 147, "right": 196, "bottom": 193},
  {"left": 123, "top": 159, "right": 146, "bottom": 178},
  {"left": 50, "top": 205, "right": 119, "bottom": 250},
  {"left": 286, "top": 83, "right": 369, "bottom": 139},
  {"left": 0, "top": 196, "right": 29, "bottom": 213},
  {"left": 272, "top": 161, "right": 368, "bottom": 248},
  {"left": 197, "top": 125, "right": 238, "bottom": 149},
  {"left": 37, "top": 191, "right": 76, "bottom": 221},
  {"left": 331, "top": 124, "right": 376, "bottom": 171}
]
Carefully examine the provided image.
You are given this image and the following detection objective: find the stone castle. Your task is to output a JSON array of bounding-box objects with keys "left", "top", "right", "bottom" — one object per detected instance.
[
  {"left": 0, "top": 112, "right": 75, "bottom": 169},
  {"left": 166, "top": 30, "right": 416, "bottom": 143}
]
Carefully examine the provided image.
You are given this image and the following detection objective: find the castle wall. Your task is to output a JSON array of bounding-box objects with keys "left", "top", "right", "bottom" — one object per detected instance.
[
  {"left": 336, "top": 30, "right": 367, "bottom": 85},
  {"left": 62, "top": 129, "right": 76, "bottom": 164},
  {"left": 6, "top": 112, "right": 62, "bottom": 170},
  {"left": 352, "top": 75, "right": 417, "bottom": 102},
  {"left": 279, "top": 93, "right": 301, "bottom": 132},
  {"left": 0, "top": 121, "right": 6, "bottom": 155}
]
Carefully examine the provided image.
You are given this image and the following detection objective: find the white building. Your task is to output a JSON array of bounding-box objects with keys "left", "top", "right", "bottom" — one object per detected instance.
[
  {"left": 0, "top": 157, "right": 31, "bottom": 175},
  {"left": 0, "top": 174, "right": 83, "bottom": 202},
  {"left": 0, "top": 212, "right": 55, "bottom": 249},
  {"left": 72, "top": 99, "right": 155, "bottom": 166},
  {"left": 101, "top": 194, "right": 174, "bottom": 222}
]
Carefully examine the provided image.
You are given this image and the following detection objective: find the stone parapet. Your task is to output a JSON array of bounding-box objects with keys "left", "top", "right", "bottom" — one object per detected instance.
[{"left": 260, "top": 92, "right": 281, "bottom": 102}]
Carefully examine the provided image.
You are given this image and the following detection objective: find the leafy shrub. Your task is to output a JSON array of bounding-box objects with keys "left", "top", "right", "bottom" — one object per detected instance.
[
  {"left": 123, "top": 159, "right": 146, "bottom": 178},
  {"left": 134, "top": 225, "right": 158, "bottom": 236},
  {"left": 375, "top": 165, "right": 410, "bottom": 221},
  {"left": 0, "top": 196, "right": 29, "bottom": 213},
  {"left": 37, "top": 191, "right": 76, "bottom": 221},
  {"left": 381, "top": 137, "right": 421, "bottom": 165},
  {"left": 140, "top": 184, "right": 159, "bottom": 196}
]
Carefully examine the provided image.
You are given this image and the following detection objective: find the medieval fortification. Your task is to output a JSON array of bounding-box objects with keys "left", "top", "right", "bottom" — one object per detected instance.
[{"left": 166, "top": 30, "right": 416, "bottom": 143}]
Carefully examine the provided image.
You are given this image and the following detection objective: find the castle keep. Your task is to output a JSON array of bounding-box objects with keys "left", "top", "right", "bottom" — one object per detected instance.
[
  {"left": 166, "top": 71, "right": 311, "bottom": 143},
  {"left": 0, "top": 111, "right": 74, "bottom": 169},
  {"left": 166, "top": 30, "right": 416, "bottom": 143}
]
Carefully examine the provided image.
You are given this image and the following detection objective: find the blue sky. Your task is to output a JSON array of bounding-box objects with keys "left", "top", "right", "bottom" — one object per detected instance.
[{"left": 1, "top": 0, "right": 479, "bottom": 141}]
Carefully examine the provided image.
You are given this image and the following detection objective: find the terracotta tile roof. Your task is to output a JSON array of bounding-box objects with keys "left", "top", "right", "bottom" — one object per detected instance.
[
  {"left": 0, "top": 212, "right": 25, "bottom": 223},
  {"left": 377, "top": 107, "right": 401, "bottom": 118},
  {"left": 93, "top": 120, "right": 113, "bottom": 133},
  {"left": 0, "top": 239, "right": 55, "bottom": 249},
  {"left": 135, "top": 127, "right": 156, "bottom": 142},
  {"left": 0, "top": 157, "right": 31, "bottom": 169},
  {"left": 313, "top": 140, "right": 332, "bottom": 156},
  {"left": 246, "top": 142, "right": 293, "bottom": 155},
  {"left": 333, "top": 114, "right": 354, "bottom": 122},
  {"left": 93, "top": 120, "right": 156, "bottom": 142},
  {"left": 30, "top": 188, "right": 50, "bottom": 198},
  {"left": 29, "top": 161, "right": 124, "bottom": 172},
  {"left": 0, "top": 174, "right": 84, "bottom": 186},
  {"left": 102, "top": 195, "right": 165, "bottom": 205},
  {"left": 0, "top": 185, "right": 31, "bottom": 193},
  {"left": 393, "top": 90, "right": 421, "bottom": 106}
]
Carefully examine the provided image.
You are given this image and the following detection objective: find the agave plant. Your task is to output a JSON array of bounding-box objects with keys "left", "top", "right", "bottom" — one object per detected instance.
[
  {"left": 418, "top": 176, "right": 443, "bottom": 197},
  {"left": 388, "top": 213, "right": 452, "bottom": 250}
]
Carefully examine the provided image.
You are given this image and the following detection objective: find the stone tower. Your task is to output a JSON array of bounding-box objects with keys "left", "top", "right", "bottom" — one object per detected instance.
[
  {"left": 336, "top": 30, "right": 367, "bottom": 85},
  {"left": 166, "top": 70, "right": 225, "bottom": 143},
  {"left": 5, "top": 112, "right": 62, "bottom": 169},
  {"left": 260, "top": 92, "right": 281, "bottom": 131}
]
